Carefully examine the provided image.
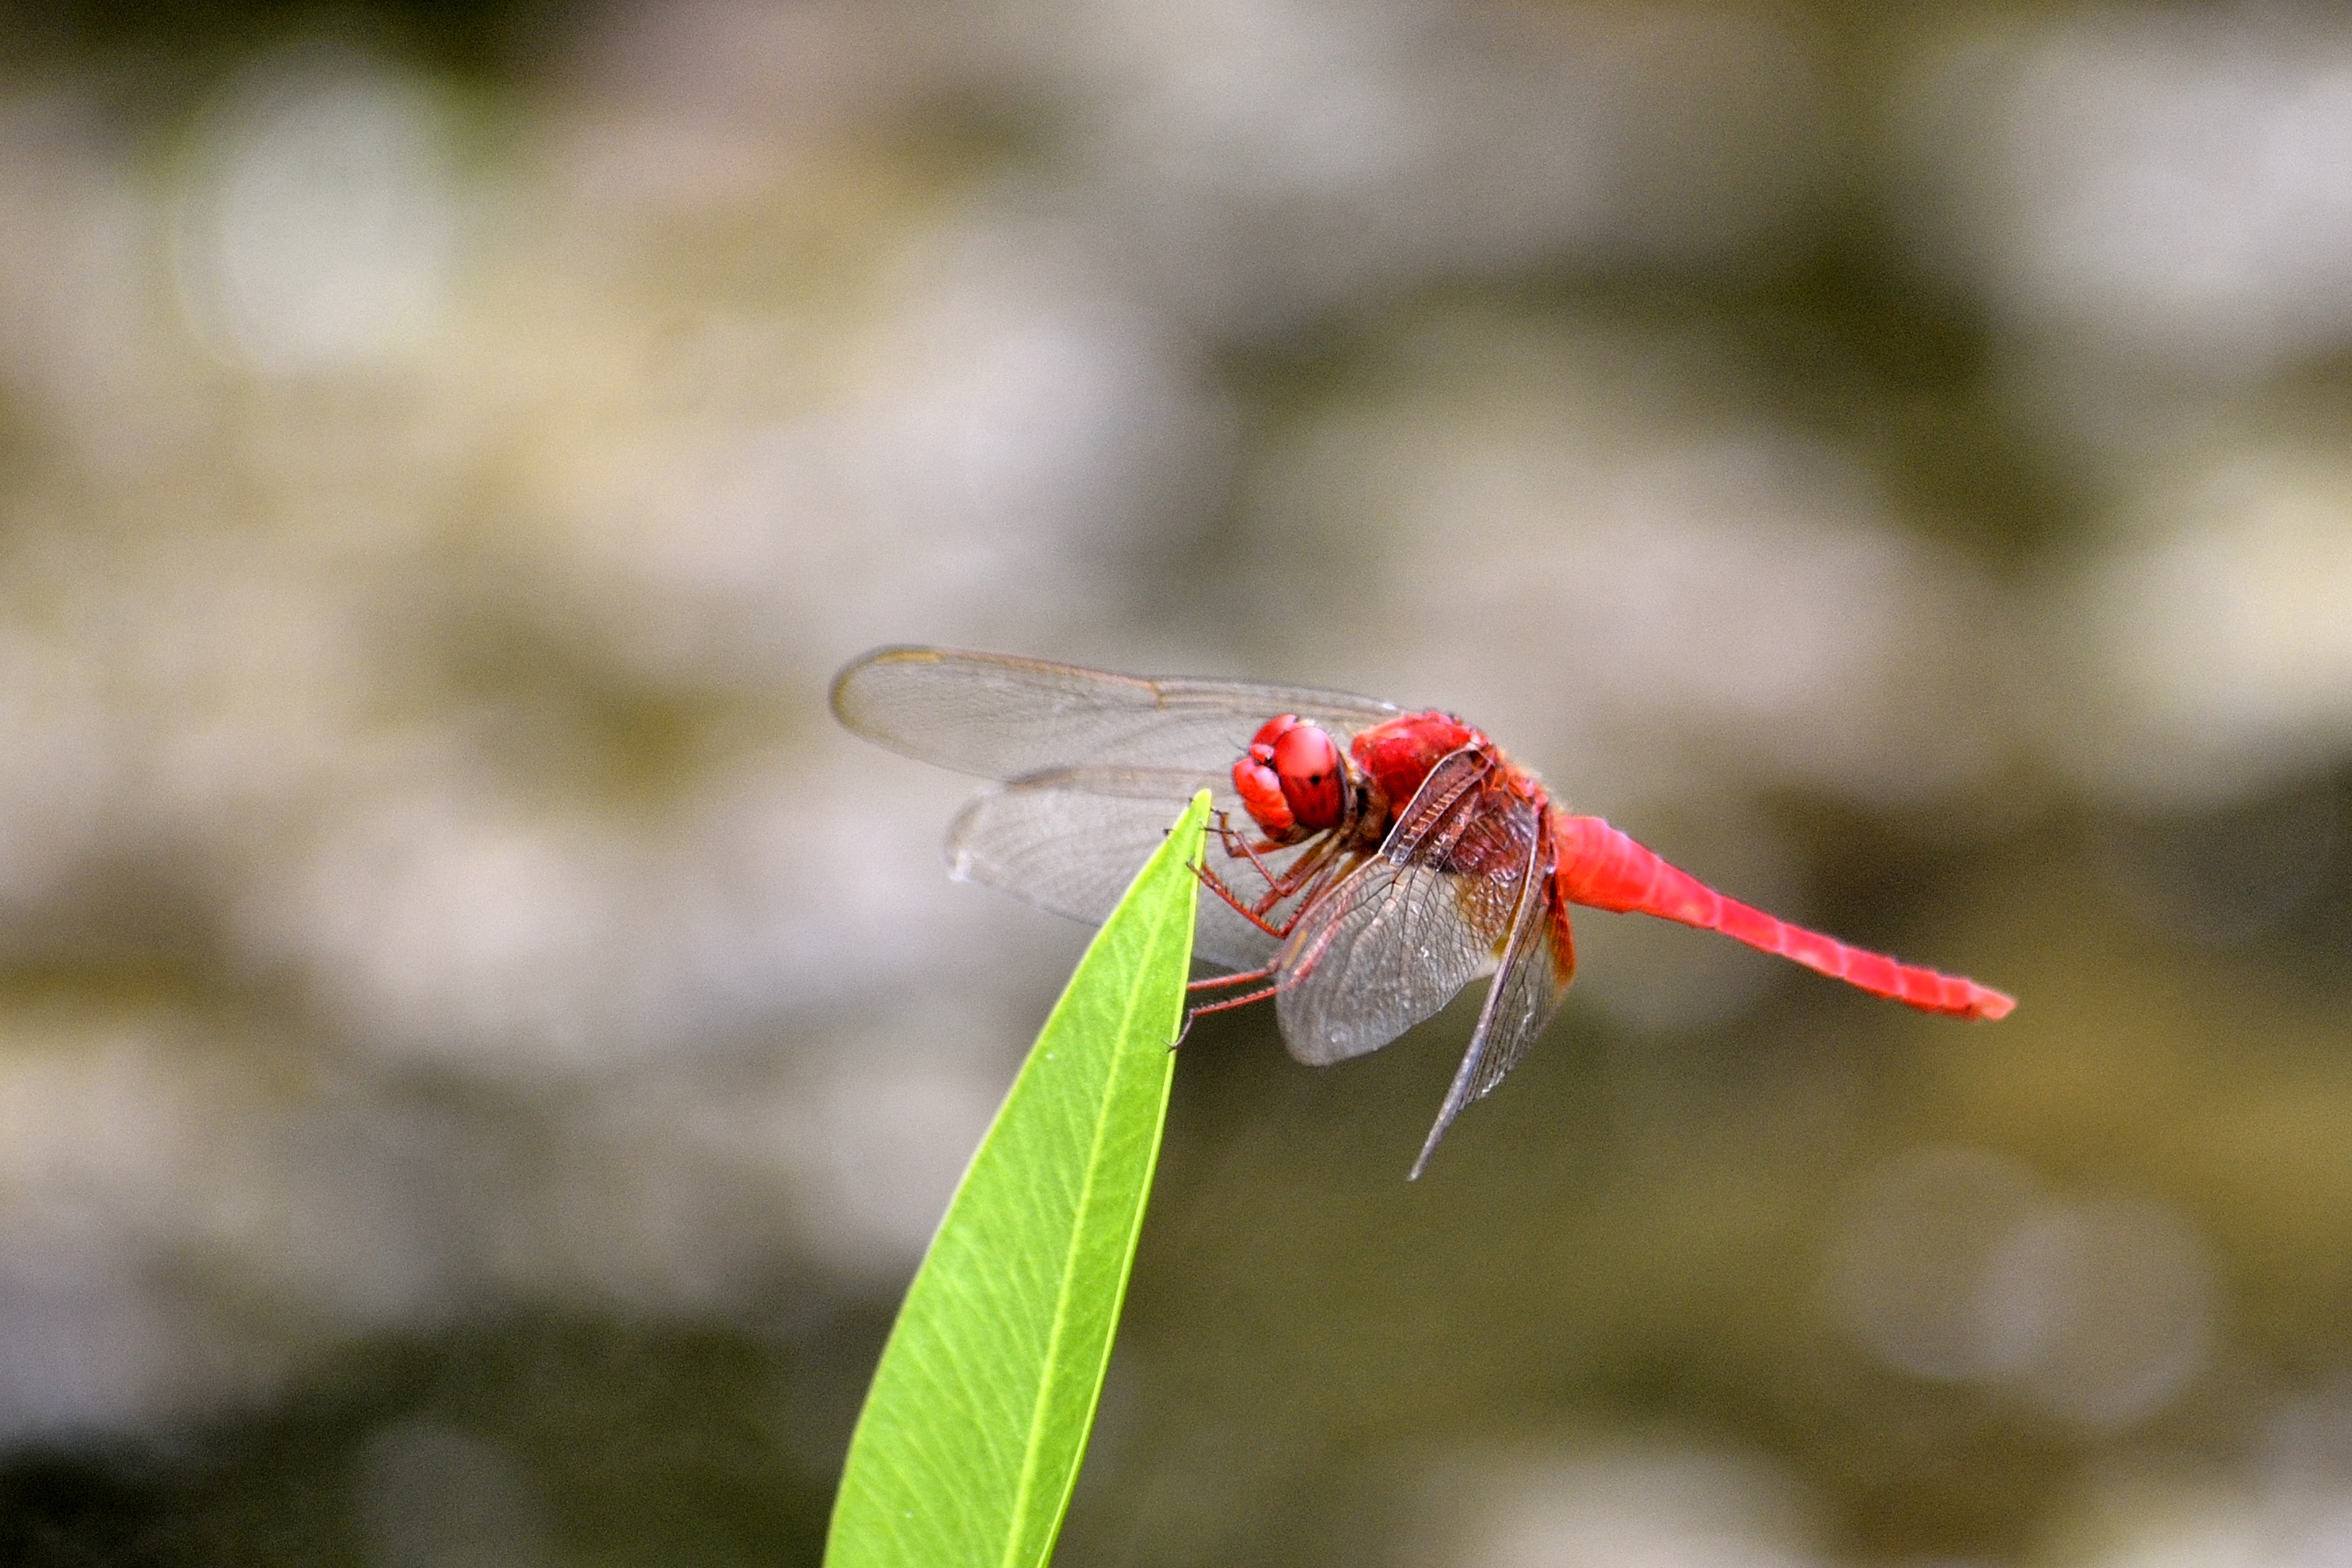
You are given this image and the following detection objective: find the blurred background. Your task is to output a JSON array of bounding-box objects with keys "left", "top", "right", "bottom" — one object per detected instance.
[{"left": 0, "top": 0, "right": 2350, "bottom": 1563}]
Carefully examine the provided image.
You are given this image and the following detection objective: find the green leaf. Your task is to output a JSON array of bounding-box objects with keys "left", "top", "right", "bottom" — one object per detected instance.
[{"left": 825, "top": 790, "right": 1211, "bottom": 1568}]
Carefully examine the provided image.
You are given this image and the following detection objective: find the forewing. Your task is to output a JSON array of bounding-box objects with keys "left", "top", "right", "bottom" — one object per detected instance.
[
  {"left": 1408, "top": 831, "right": 1574, "bottom": 1179},
  {"left": 1272, "top": 751, "right": 1534, "bottom": 1066},
  {"left": 947, "top": 767, "right": 1357, "bottom": 971},
  {"left": 832, "top": 646, "right": 1398, "bottom": 780}
]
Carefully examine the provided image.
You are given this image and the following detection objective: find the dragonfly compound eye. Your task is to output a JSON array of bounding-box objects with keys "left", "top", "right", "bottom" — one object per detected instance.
[
  {"left": 1233, "top": 742, "right": 1296, "bottom": 837},
  {"left": 1249, "top": 714, "right": 1302, "bottom": 749},
  {"left": 1272, "top": 723, "right": 1346, "bottom": 831}
]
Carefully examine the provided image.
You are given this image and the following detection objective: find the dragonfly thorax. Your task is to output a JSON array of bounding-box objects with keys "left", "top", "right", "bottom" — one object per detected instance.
[{"left": 1349, "top": 711, "right": 1484, "bottom": 817}]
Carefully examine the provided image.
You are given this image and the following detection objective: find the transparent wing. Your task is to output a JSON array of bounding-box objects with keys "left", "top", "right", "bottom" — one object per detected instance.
[
  {"left": 947, "top": 767, "right": 1366, "bottom": 972},
  {"left": 1272, "top": 750, "right": 1538, "bottom": 1066},
  {"left": 1408, "top": 830, "right": 1574, "bottom": 1179},
  {"left": 832, "top": 645, "right": 1399, "bottom": 780}
]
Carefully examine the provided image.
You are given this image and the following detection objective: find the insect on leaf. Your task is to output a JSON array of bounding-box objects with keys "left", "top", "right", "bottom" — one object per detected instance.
[{"left": 824, "top": 790, "right": 1209, "bottom": 1568}]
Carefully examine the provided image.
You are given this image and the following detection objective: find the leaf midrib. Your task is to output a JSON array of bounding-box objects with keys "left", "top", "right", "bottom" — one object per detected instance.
[{"left": 998, "top": 884, "right": 1175, "bottom": 1566}]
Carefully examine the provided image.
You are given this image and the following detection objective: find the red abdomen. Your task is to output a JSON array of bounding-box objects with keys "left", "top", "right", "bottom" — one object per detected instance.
[{"left": 1548, "top": 811, "right": 2014, "bottom": 1021}]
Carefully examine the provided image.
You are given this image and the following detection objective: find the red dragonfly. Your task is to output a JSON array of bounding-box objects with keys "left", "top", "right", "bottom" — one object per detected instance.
[{"left": 832, "top": 647, "right": 2013, "bottom": 1177}]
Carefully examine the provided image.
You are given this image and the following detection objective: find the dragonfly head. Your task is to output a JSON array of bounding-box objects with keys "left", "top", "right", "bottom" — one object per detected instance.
[{"left": 1233, "top": 715, "right": 1351, "bottom": 841}]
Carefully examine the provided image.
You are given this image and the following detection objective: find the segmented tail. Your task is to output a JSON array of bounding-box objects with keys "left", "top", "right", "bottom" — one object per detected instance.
[{"left": 1549, "top": 813, "right": 2014, "bottom": 1021}]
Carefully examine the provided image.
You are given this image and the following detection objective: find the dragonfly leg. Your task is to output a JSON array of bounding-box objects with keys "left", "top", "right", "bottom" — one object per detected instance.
[
  {"left": 1250, "top": 841, "right": 1341, "bottom": 913},
  {"left": 1210, "top": 810, "right": 1339, "bottom": 909},
  {"left": 1186, "top": 963, "right": 1277, "bottom": 994},
  {"left": 1194, "top": 860, "right": 1309, "bottom": 940},
  {"left": 1208, "top": 809, "right": 1276, "bottom": 871},
  {"left": 1219, "top": 822, "right": 1291, "bottom": 891},
  {"left": 1174, "top": 965, "right": 1288, "bottom": 1046},
  {"left": 1199, "top": 833, "right": 1356, "bottom": 942},
  {"left": 1264, "top": 839, "right": 1360, "bottom": 907}
]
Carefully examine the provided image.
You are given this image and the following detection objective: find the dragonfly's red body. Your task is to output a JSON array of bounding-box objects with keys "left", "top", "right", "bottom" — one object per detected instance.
[{"left": 832, "top": 647, "right": 2013, "bottom": 1177}]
